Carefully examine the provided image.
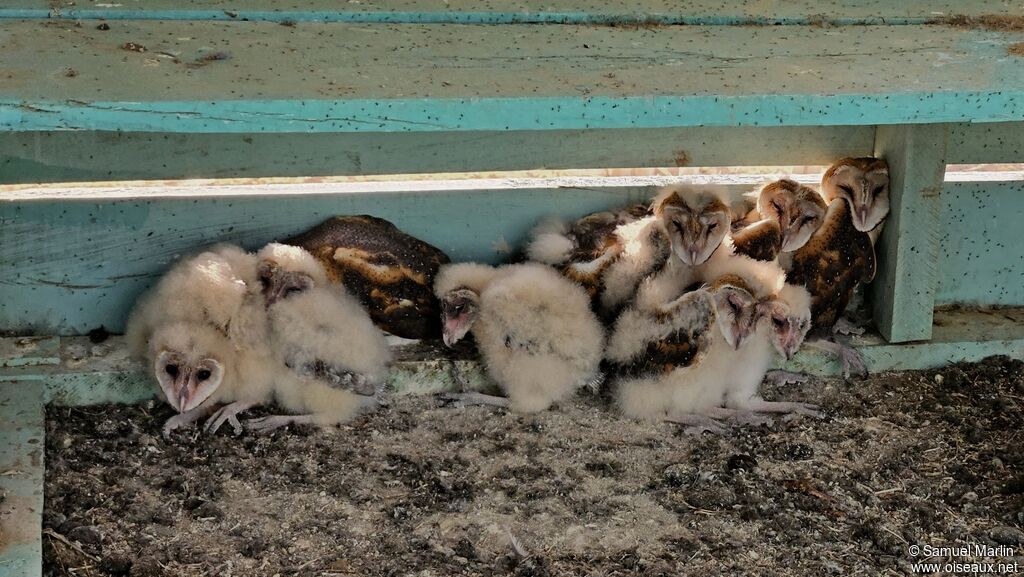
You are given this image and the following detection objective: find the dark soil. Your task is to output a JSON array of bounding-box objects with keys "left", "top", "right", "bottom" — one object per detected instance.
[{"left": 44, "top": 356, "right": 1024, "bottom": 576}]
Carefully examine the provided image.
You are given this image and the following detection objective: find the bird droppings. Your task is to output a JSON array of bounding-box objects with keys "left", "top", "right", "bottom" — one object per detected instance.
[
  {"left": 43, "top": 355, "right": 1024, "bottom": 575},
  {"left": 186, "top": 51, "right": 232, "bottom": 69},
  {"left": 120, "top": 42, "right": 146, "bottom": 53}
]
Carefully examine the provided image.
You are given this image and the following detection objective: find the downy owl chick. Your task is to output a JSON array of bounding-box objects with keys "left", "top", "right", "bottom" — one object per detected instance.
[
  {"left": 732, "top": 179, "right": 827, "bottom": 262},
  {"left": 435, "top": 262, "right": 604, "bottom": 413},
  {"left": 247, "top": 243, "right": 391, "bottom": 432}
]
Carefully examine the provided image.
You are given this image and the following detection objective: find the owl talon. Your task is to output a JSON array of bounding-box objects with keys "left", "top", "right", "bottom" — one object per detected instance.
[{"left": 765, "top": 369, "right": 810, "bottom": 386}]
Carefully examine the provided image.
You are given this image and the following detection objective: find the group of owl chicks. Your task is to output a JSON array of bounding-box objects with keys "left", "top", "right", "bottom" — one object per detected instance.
[{"left": 128, "top": 157, "right": 889, "bottom": 437}]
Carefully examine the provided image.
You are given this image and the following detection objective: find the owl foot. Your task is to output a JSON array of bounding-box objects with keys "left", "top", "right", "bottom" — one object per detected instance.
[
  {"left": 244, "top": 414, "right": 315, "bottom": 433},
  {"left": 204, "top": 400, "right": 258, "bottom": 435},
  {"left": 162, "top": 405, "right": 215, "bottom": 439},
  {"left": 807, "top": 339, "right": 868, "bottom": 380},
  {"left": 765, "top": 369, "right": 810, "bottom": 386}
]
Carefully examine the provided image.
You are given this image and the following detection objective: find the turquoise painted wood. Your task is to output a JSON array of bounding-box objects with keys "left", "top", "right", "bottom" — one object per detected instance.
[
  {"left": 1, "top": 183, "right": 694, "bottom": 335},
  {"left": 3, "top": 307, "right": 1023, "bottom": 408},
  {"left": 0, "top": 382, "right": 44, "bottom": 577},
  {"left": 871, "top": 124, "right": 948, "bottom": 343},
  {"left": 0, "top": 126, "right": 875, "bottom": 184},
  {"left": 948, "top": 122, "right": 1024, "bottom": 165},
  {"left": 936, "top": 180, "right": 1024, "bottom": 307},
  {"left": 2, "top": 22, "right": 1024, "bottom": 132},
  {"left": 4, "top": 0, "right": 1020, "bottom": 24}
]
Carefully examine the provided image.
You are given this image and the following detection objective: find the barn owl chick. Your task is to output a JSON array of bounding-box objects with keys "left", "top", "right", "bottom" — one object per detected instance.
[
  {"left": 786, "top": 198, "right": 875, "bottom": 378},
  {"left": 714, "top": 284, "right": 821, "bottom": 424},
  {"left": 435, "top": 262, "right": 604, "bottom": 413},
  {"left": 246, "top": 243, "right": 391, "bottom": 432},
  {"left": 608, "top": 282, "right": 749, "bottom": 434},
  {"left": 654, "top": 185, "right": 731, "bottom": 267},
  {"left": 284, "top": 215, "right": 450, "bottom": 340},
  {"left": 733, "top": 179, "right": 828, "bottom": 262},
  {"left": 821, "top": 157, "right": 890, "bottom": 233},
  {"left": 525, "top": 203, "right": 658, "bottom": 320},
  {"left": 147, "top": 321, "right": 278, "bottom": 436},
  {"left": 125, "top": 245, "right": 276, "bottom": 436}
]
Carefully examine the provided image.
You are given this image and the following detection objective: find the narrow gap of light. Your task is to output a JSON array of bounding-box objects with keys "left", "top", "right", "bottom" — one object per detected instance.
[{"left": 3, "top": 164, "right": 1021, "bottom": 201}]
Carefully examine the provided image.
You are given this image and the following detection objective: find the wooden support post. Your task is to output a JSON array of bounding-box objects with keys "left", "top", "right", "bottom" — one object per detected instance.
[
  {"left": 871, "top": 124, "right": 948, "bottom": 343},
  {"left": 0, "top": 382, "right": 44, "bottom": 577}
]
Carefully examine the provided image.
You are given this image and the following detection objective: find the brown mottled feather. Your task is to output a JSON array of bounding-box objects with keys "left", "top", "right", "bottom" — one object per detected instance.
[
  {"left": 285, "top": 215, "right": 450, "bottom": 339},
  {"left": 786, "top": 200, "right": 876, "bottom": 331},
  {"left": 558, "top": 203, "right": 659, "bottom": 314},
  {"left": 613, "top": 290, "right": 716, "bottom": 379},
  {"left": 731, "top": 219, "right": 783, "bottom": 262}
]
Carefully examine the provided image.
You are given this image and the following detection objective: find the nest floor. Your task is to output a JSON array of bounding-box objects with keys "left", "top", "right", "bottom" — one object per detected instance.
[{"left": 42, "top": 357, "right": 1024, "bottom": 577}]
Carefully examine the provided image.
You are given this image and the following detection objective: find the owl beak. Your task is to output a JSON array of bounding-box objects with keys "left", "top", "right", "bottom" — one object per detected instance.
[{"left": 856, "top": 206, "right": 870, "bottom": 228}]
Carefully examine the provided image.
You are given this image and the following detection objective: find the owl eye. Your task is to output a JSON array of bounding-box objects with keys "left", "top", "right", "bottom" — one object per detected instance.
[
  {"left": 707, "top": 222, "right": 718, "bottom": 231},
  {"left": 286, "top": 286, "right": 303, "bottom": 296},
  {"left": 872, "top": 185, "right": 885, "bottom": 195},
  {"left": 165, "top": 364, "right": 179, "bottom": 377},
  {"left": 802, "top": 215, "right": 816, "bottom": 225},
  {"left": 773, "top": 318, "right": 786, "bottom": 328},
  {"left": 197, "top": 369, "right": 212, "bottom": 381},
  {"left": 771, "top": 200, "right": 783, "bottom": 213},
  {"left": 453, "top": 303, "right": 465, "bottom": 313},
  {"left": 838, "top": 184, "right": 854, "bottom": 195}
]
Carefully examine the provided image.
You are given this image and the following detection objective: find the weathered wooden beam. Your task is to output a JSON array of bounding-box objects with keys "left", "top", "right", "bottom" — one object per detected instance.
[
  {"left": 0, "top": 381, "right": 44, "bottom": 577},
  {"left": 0, "top": 126, "right": 874, "bottom": 184},
  {"left": 2, "top": 22, "right": 1024, "bottom": 132},
  {"left": 0, "top": 182, "right": 667, "bottom": 334},
  {"left": 947, "top": 122, "right": 1024, "bottom": 165},
  {"left": 871, "top": 124, "right": 948, "bottom": 343},
  {"left": 3, "top": 307, "right": 1022, "bottom": 406},
  {"left": 935, "top": 180, "right": 1024, "bottom": 307},
  {"left": 2, "top": 0, "right": 1019, "bottom": 25}
]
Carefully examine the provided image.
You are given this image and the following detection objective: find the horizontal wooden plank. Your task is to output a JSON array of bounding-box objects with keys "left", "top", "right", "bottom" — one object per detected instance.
[
  {"left": 4, "top": 308, "right": 1023, "bottom": 406},
  {"left": 4, "top": 1, "right": 1021, "bottom": 24},
  {"left": 935, "top": 179, "right": 1024, "bottom": 307},
  {"left": 0, "top": 182, "right": 676, "bottom": 334},
  {"left": 948, "top": 122, "right": 1024, "bottom": 164},
  {"left": 0, "top": 381, "right": 43, "bottom": 577},
  {"left": 2, "top": 21, "right": 1023, "bottom": 132},
  {"left": 0, "top": 126, "right": 873, "bottom": 183}
]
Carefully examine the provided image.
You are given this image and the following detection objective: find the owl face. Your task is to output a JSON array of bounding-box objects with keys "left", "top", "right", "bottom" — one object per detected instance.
[
  {"left": 821, "top": 158, "right": 890, "bottom": 232},
  {"left": 757, "top": 179, "right": 827, "bottom": 253},
  {"left": 758, "top": 299, "right": 811, "bottom": 360},
  {"left": 712, "top": 284, "right": 759, "bottom": 350},
  {"left": 656, "top": 189, "right": 730, "bottom": 266},
  {"left": 440, "top": 288, "right": 480, "bottom": 347},
  {"left": 150, "top": 324, "right": 227, "bottom": 413},
  {"left": 258, "top": 259, "right": 315, "bottom": 307}
]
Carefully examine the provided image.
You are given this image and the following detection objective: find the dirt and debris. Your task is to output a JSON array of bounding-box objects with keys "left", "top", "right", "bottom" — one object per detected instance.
[
  {"left": 44, "top": 356, "right": 1024, "bottom": 576},
  {"left": 120, "top": 42, "right": 146, "bottom": 53},
  {"left": 937, "top": 15, "right": 1024, "bottom": 32},
  {"left": 186, "top": 51, "right": 232, "bottom": 69}
]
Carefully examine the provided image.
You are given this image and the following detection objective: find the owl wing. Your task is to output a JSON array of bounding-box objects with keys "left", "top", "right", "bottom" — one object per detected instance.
[
  {"left": 608, "top": 289, "right": 716, "bottom": 379},
  {"left": 787, "top": 200, "right": 876, "bottom": 331},
  {"left": 731, "top": 219, "right": 782, "bottom": 262},
  {"left": 286, "top": 215, "right": 450, "bottom": 339},
  {"left": 296, "top": 360, "right": 377, "bottom": 396}
]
